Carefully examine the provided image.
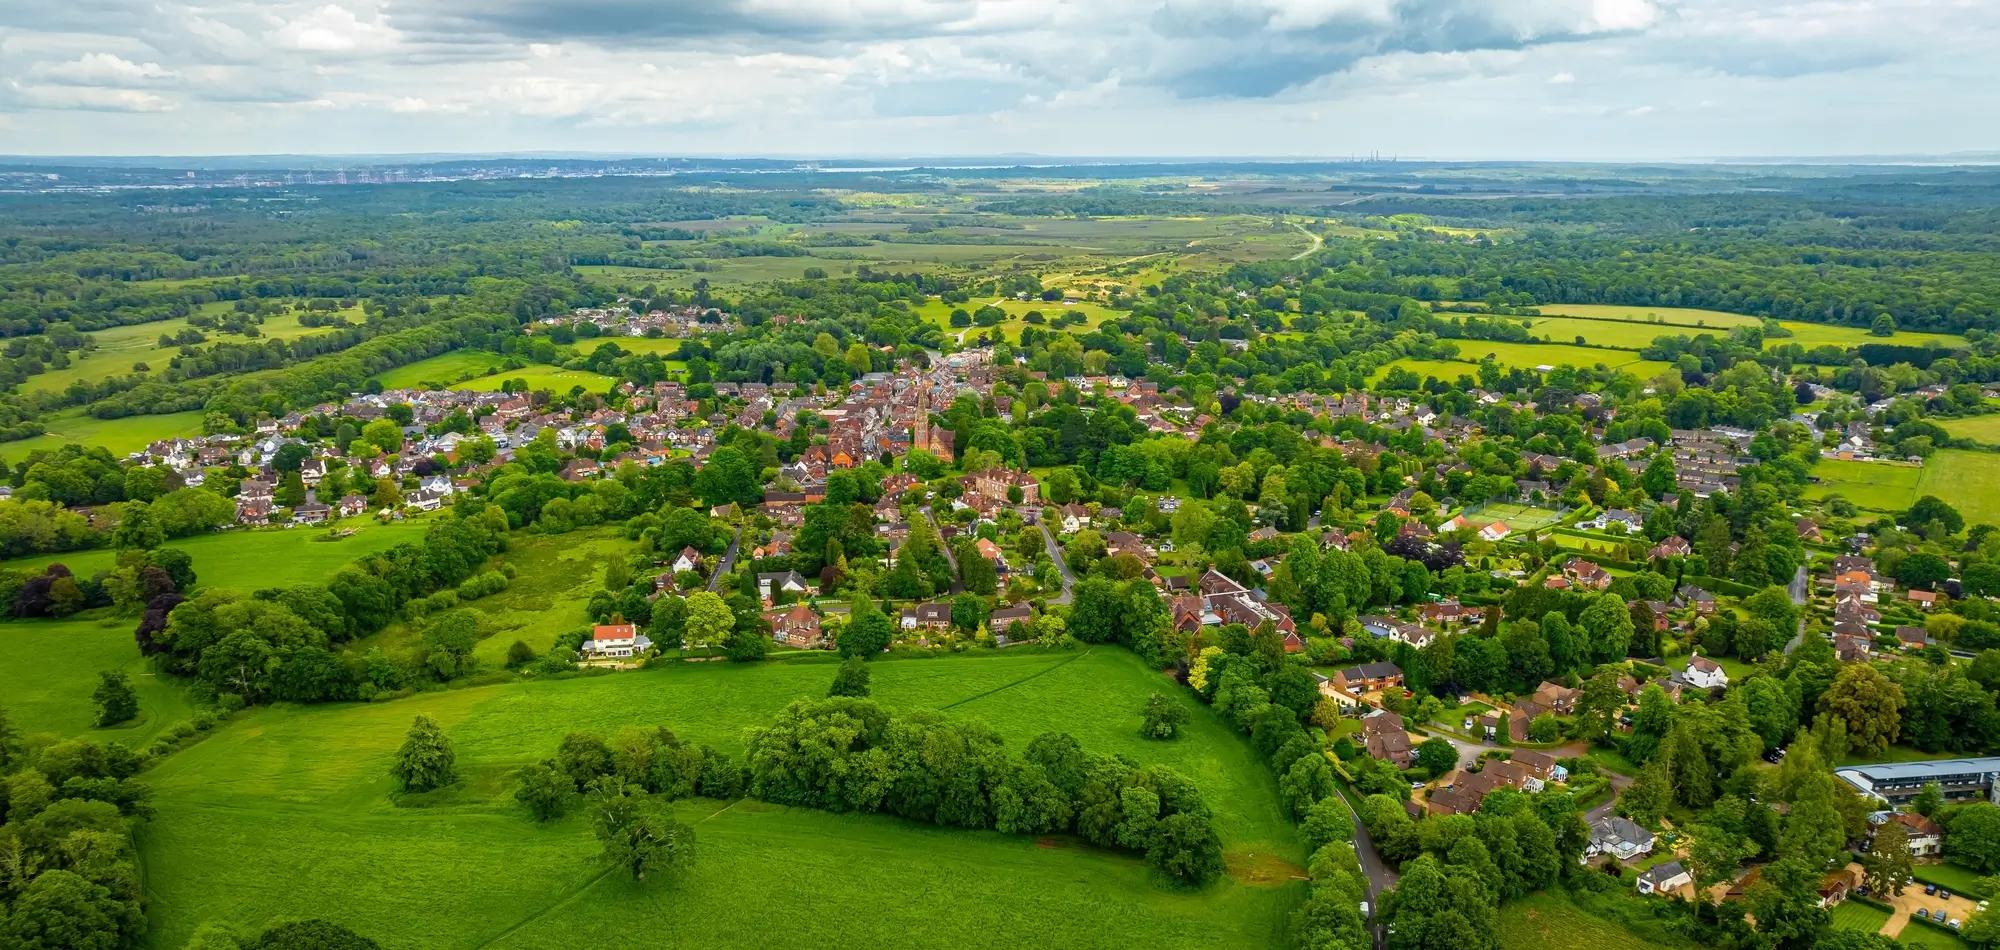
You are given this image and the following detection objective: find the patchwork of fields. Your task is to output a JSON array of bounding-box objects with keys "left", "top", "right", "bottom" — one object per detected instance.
[
  {"left": 0, "top": 408, "right": 206, "bottom": 463},
  {"left": 1517, "top": 304, "right": 1963, "bottom": 352},
  {"left": 136, "top": 650, "right": 1301, "bottom": 949}
]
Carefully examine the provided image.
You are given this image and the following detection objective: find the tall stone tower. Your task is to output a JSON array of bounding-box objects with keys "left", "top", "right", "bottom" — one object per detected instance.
[{"left": 914, "top": 382, "right": 931, "bottom": 453}]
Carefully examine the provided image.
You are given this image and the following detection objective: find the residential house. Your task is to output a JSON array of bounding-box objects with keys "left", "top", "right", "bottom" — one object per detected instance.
[
  {"left": 1682, "top": 652, "right": 1729, "bottom": 691},
  {"left": 1587, "top": 816, "right": 1656, "bottom": 862},
  {"left": 765, "top": 603, "right": 826, "bottom": 649},
  {"left": 1637, "top": 861, "right": 1692, "bottom": 897},
  {"left": 989, "top": 603, "right": 1034, "bottom": 636},
  {"left": 1532, "top": 680, "right": 1580, "bottom": 715},
  {"left": 581, "top": 623, "right": 651, "bottom": 660},
  {"left": 1361, "top": 711, "right": 1413, "bottom": 769},
  {"left": 1562, "top": 558, "right": 1612, "bottom": 591},
  {"left": 671, "top": 546, "right": 704, "bottom": 574},
  {"left": 901, "top": 601, "right": 952, "bottom": 631},
  {"left": 756, "top": 570, "right": 810, "bottom": 603},
  {"left": 1650, "top": 536, "right": 1691, "bottom": 559}
]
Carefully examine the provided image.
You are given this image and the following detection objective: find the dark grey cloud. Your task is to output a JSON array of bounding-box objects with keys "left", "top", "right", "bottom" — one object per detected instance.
[{"left": 388, "top": 0, "right": 976, "bottom": 49}]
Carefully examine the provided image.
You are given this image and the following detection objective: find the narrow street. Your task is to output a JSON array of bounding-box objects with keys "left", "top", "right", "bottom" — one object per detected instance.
[
  {"left": 707, "top": 525, "right": 741, "bottom": 592},
  {"left": 1038, "top": 519, "right": 1076, "bottom": 605}
]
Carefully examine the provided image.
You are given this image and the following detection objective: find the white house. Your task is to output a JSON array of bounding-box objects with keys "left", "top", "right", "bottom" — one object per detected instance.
[
  {"left": 671, "top": 546, "right": 704, "bottom": 574},
  {"left": 1586, "top": 816, "right": 1655, "bottom": 862},
  {"left": 581, "top": 623, "right": 651, "bottom": 660},
  {"left": 1637, "top": 860, "right": 1692, "bottom": 896},
  {"left": 1683, "top": 652, "right": 1729, "bottom": 690}
]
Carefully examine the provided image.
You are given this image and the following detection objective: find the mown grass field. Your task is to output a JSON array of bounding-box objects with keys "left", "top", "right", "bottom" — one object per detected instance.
[
  {"left": 1519, "top": 304, "right": 1962, "bottom": 351},
  {"left": 137, "top": 649, "right": 1300, "bottom": 949},
  {"left": 1829, "top": 899, "right": 1892, "bottom": 934},
  {"left": 454, "top": 365, "right": 620, "bottom": 394},
  {"left": 1939, "top": 414, "right": 2000, "bottom": 445},
  {"left": 1493, "top": 889, "right": 1692, "bottom": 949},
  {"left": 1370, "top": 358, "right": 1485, "bottom": 384},
  {"left": 1808, "top": 451, "right": 2000, "bottom": 526},
  {"left": 0, "top": 519, "right": 434, "bottom": 591},
  {"left": 0, "top": 408, "right": 207, "bottom": 463},
  {"left": 1448, "top": 340, "right": 1674, "bottom": 377},
  {"left": 0, "top": 612, "right": 194, "bottom": 744},
  {"left": 374, "top": 349, "right": 514, "bottom": 389},
  {"left": 1477, "top": 503, "right": 1566, "bottom": 531}
]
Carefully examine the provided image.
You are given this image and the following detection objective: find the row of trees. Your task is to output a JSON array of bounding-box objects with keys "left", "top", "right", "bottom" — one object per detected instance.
[{"left": 742, "top": 698, "right": 1225, "bottom": 886}]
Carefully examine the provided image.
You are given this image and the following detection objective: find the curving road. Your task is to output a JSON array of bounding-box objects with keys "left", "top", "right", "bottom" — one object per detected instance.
[{"left": 1038, "top": 518, "right": 1075, "bottom": 605}]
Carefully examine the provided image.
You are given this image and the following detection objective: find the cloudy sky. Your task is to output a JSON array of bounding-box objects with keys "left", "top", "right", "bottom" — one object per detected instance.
[{"left": 0, "top": 0, "right": 1994, "bottom": 160}]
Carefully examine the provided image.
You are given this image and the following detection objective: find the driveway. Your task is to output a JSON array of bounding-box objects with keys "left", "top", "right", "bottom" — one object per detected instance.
[
  {"left": 1038, "top": 520, "right": 1075, "bottom": 605},
  {"left": 1876, "top": 870, "right": 1981, "bottom": 937}
]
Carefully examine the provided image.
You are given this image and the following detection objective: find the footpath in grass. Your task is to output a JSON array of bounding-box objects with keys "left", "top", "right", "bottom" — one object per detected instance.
[
  {"left": 0, "top": 612, "right": 194, "bottom": 745},
  {"left": 137, "top": 650, "right": 1300, "bottom": 950}
]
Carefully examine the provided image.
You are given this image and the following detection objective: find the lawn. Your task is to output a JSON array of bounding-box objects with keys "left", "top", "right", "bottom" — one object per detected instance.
[
  {"left": 18, "top": 303, "right": 360, "bottom": 396},
  {"left": 137, "top": 649, "right": 1301, "bottom": 949},
  {"left": 1913, "top": 862, "right": 1991, "bottom": 898},
  {"left": 1493, "top": 889, "right": 1694, "bottom": 949},
  {"left": 0, "top": 519, "right": 434, "bottom": 592},
  {"left": 1808, "top": 452, "right": 2000, "bottom": 527},
  {"left": 0, "top": 612, "right": 195, "bottom": 744},
  {"left": 1902, "top": 926, "right": 1973, "bottom": 950},
  {"left": 0, "top": 408, "right": 207, "bottom": 463},
  {"left": 1370, "top": 358, "right": 1485, "bottom": 384},
  {"left": 1830, "top": 900, "right": 1893, "bottom": 934},
  {"left": 911, "top": 297, "right": 1124, "bottom": 342},
  {"left": 1523, "top": 304, "right": 1963, "bottom": 351},
  {"left": 1475, "top": 503, "right": 1566, "bottom": 532}
]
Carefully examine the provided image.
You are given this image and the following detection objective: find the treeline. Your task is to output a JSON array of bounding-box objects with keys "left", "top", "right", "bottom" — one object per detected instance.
[
  {"left": 143, "top": 511, "right": 508, "bottom": 705},
  {"left": 0, "top": 721, "right": 154, "bottom": 949},
  {"left": 743, "top": 698, "right": 1226, "bottom": 885}
]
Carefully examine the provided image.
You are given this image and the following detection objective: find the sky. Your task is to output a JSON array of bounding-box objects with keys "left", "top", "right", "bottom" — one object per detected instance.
[{"left": 0, "top": 0, "right": 1994, "bottom": 160}]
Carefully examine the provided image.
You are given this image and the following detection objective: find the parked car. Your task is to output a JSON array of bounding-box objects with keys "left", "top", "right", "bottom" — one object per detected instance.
[
  {"left": 1941, "top": 889, "right": 1953, "bottom": 901},
  {"left": 1926, "top": 884, "right": 1939, "bottom": 896},
  {"left": 1916, "top": 909, "right": 1931, "bottom": 920},
  {"left": 1951, "top": 919, "right": 1963, "bottom": 930}
]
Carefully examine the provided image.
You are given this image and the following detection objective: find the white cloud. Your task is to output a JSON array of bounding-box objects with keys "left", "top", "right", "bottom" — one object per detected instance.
[
  {"left": 1549, "top": 71, "right": 1576, "bottom": 84},
  {"left": 271, "top": 4, "right": 399, "bottom": 53},
  {"left": 30, "top": 53, "right": 175, "bottom": 86},
  {"left": 7, "top": 81, "right": 176, "bottom": 112}
]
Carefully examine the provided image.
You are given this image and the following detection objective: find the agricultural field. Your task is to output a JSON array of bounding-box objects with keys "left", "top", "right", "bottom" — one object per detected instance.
[
  {"left": 0, "top": 408, "right": 206, "bottom": 463},
  {"left": 590, "top": 337, "right": 685, "bottom": 358},
  {"left": 1493, "top": 889, "right": 1693, "bottom": 949},
  {"left": 1939, "top": 414, "right": 2000, "bottom": 445},
  {"left": 1807, "top": 451, "right": 2000, "bottom": 525},
  {"left": 1370, "top": 359, "right": 1485, "bottom": 384},
  {"left": 137, "top": 649, "right": 1300, "bottom": 950},
  {"left": 0, "top": 519, "right": 435, "bottom": 591},
  {"left": 1517, "top": 304, "right": 1963, "bottom": 351},
  {"left": 0, "top": 612, "right": 195, "bottom": 744},
  {"left": 1442, "top": 340, "right": 1673, "bottom": 378}
]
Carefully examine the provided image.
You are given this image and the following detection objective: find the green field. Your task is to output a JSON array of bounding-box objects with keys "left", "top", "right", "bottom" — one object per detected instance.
[
  {"left": 0, "top": 519, "right": 434, "bottom": 591},
  {"left": 454, "top": 365, "right": 620, "bottom": 394},
  {"left": 1370, "top": 359, "right": 1485, "bottom": 384},
  {"left": 137, "top": 649, "right": 1300, "bottom": 949},
  {"left": 1493, "top": 889, "right": 1692, "bottom": 949},
  {"left": 1518, "top": 304, "right": 1962, "bottom": 351},
  {"left": 590, "top": 336, "right": 684, "bottom": 358},
  {"left": 1808, "top": 452, "right": 2000, "bottom": 526},
  {"left": 0, "top": 613, "right": 195, "bottom": 744},
  {"left": 1901, "top": 924, "right": 1973, "bottom": 950},
  {"left": 20, "top": 304, "right": 361, "bottom": 396},
  {"left": 1939, "top": 414, "right": 2000, "bottom": 445},
  {"left": 351, "top": 528, "right": 632, "bottom": 664},
  {"left": 1829, "top": 899, "right": 1892, "bottom": 934},
  {"left": 1476, "top": 503, "right": 1566, "bottom": 531},
  {"left": 0, "top": 408, "right": 207, "bottom": 463},
  {"left": 1447, "top": 340, "right": 1673, "bottom": 377},
  {"left": 373, "top": 350, "right": 514, "bottom": 389},
  {"left": 911, "top": 297, "right": 1124, "bottom": 341}
]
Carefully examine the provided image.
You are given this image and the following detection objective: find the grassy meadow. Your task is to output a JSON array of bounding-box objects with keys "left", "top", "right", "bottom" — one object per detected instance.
[
  {"left": 911, "top": 297, "right": 1125, "bottom": 341},
  {"left": 0, "top": 612, "right": 195, "bottom": 744},
  {"left": 0, "top": 408, "right": 207, "bottom": 463},
  {"left": 20, "top": 303, "right": 362, "bottom": 396},
  {"left": 137, "top": 649, "right": 1301, "bottom": 949},
  {"left": 373, "top": 350, "right": 514, "bottom": 389},
  {"left": 453, "top": 365, "right": 620, "bottom": 394},
  {"left": 0, "top": 519, "right": 435, "bottom": 591},
  {"left": 1515, "top": 304, "right": 1962, "bottom": 351},
  {"left": 1808, "top": 451, "right": 2000, "bottom": 525},
  {"left": 1939, "top": 414, "right": 2000, "bottom": 445},
  {"left": 1493, "top": 889, "right": 1692, "bottom": 949},
  {"left": 352, "top": 528, "right": 632, "bottom": 664}
]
